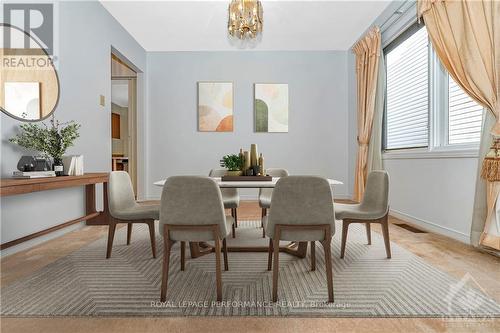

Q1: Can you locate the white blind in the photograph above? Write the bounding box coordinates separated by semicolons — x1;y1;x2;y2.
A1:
385;26;429;150
448;77;483;145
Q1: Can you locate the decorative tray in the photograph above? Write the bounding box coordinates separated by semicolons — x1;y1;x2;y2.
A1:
221;176;272;182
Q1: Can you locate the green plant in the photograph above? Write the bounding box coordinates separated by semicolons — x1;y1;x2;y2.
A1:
220;154;243;171
9;115;81;164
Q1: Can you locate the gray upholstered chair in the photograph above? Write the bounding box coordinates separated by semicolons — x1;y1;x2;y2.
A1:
264;176;336;303
209;169;239;236
259;168;289;237
107;171;159;259
159;176;232;302
335;170;391;259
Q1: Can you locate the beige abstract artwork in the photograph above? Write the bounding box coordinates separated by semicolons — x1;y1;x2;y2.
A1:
198;82;233;132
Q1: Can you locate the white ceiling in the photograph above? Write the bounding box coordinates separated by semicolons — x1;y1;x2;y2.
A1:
101;1;391;51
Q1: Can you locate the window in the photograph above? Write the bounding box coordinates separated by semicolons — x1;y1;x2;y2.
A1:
447;77;483;145
385;25;429;150
383;23;483;153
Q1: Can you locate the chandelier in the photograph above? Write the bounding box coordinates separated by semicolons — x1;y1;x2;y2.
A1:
228;0;263;39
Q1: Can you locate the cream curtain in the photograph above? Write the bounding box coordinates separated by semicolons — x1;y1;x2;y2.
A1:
418;0;500;251
472;111;500;251
353;27;382;202
367;48;386;173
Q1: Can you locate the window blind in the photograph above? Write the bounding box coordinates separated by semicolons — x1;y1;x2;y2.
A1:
385;26;429;150
448;77;483;145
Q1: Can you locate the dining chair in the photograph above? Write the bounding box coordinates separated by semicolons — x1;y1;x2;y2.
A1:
107;171;159;259
209;169;239;237
264;176;336;303
335;170;391;259
159;176;232;302
259;168;289;237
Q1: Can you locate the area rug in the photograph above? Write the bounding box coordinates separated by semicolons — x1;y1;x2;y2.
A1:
1;221;499;318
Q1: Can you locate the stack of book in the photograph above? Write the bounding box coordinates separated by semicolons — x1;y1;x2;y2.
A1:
63;155;84;176
13;171;56;178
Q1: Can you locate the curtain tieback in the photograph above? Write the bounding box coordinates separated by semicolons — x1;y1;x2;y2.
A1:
357;136;369;147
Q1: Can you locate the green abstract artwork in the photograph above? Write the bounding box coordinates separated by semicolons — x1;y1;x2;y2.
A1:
255;99;268;132
254;84;288;133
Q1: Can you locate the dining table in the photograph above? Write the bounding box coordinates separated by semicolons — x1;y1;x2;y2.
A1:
154;177;343;188
154;177;343;259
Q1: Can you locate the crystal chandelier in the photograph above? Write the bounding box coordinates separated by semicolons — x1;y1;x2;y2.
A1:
228;0;263;39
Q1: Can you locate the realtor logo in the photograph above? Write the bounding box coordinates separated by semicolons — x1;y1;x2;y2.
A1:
445;272;486;317
3;3;54;55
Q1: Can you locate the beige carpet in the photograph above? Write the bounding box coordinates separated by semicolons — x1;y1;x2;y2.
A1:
1;221;499;317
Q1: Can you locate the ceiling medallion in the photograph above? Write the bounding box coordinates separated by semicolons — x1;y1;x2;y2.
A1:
228;0;263;40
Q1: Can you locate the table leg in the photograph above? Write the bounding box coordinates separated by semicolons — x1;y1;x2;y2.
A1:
282;241;308;258
189;242;214;258
188;241;308;259
86;183;96;215
85;182;110;226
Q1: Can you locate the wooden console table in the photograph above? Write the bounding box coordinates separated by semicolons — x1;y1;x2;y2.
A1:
0;173;110;250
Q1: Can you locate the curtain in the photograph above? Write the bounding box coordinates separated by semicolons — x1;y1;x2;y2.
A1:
418;0;500;251
367;48;386;173
353;26;382;202
471;111;500;251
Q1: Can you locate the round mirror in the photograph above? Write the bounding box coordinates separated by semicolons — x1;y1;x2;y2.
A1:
0;23;60;122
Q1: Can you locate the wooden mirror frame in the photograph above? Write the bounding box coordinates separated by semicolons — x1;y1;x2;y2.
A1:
0;23;60;122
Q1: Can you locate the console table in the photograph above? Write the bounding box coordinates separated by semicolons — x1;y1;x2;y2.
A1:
0;173;110;250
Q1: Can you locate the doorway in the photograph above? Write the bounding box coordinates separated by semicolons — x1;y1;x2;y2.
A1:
111;53;138;194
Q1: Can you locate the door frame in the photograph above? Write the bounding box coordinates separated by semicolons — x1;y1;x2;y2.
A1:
111;50;140;196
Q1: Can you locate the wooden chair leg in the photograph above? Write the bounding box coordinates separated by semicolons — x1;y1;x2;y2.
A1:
214;238;223;302
231;209;236;238
222;238;228;271
381;216;392;259
234;208;238;228
127;223;132;245
310;241;316;271
261;208;267;238
272;238;280;302
180;241;185;271
340;221;349;259
365;223;372;245
267;238;273;271
147;221;156;258
160;229;172;302
272;234;280;302
106;221;117;259
322;237;334;303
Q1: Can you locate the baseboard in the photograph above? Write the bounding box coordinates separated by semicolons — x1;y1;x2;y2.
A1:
333;194;353;200
238;194;258;200
1;222;86;257
143;195;160;201
389;209;470;244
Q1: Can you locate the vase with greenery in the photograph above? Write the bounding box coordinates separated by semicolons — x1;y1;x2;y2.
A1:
220;154;243;176
9;115;81;176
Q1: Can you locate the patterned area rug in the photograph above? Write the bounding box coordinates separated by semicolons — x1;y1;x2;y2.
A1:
1;221;499;318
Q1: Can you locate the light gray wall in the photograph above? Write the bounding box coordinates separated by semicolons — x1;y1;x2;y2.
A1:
146;51;350;200
1;1;147;255
384;157;478;243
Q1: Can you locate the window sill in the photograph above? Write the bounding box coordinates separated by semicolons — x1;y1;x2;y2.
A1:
383;147;479;160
